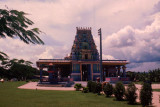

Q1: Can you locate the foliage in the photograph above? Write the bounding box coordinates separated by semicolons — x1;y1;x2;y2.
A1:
140;82;152;106
96;82;102;95
0;8;44;44
126;68;160;83
103;83;113;97
74;83;82;91
0;51;9;68
87;80;93;92
90;81;102;95
0;8;44;80
125;82;137;104
0;58;39;80
91;81;97;93
114;82;125;101
82;87;89;93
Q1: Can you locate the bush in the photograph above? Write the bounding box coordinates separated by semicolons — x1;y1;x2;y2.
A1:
87;80;93;92
125;82;137;104
96;82;102;95
114;82;125;101
91;81;97;93
140;82;152;106
103;83;113;97
26;80;29;82
31;79;39;82
82;87;89;93
74;83;82;91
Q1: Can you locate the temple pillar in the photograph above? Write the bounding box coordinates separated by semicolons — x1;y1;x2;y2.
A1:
40;66;43;83
80;63;82;81
91;64;93;80
49;73;53;83
122;66;126;77
117;66;121;76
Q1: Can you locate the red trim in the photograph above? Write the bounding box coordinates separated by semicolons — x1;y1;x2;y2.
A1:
48;71;54;73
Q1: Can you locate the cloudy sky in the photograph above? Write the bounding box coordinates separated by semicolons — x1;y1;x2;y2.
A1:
0;0;160;71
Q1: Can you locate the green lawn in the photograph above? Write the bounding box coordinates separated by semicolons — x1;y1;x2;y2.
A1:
0;82;141;107
153;89;160;92
133;81;160;85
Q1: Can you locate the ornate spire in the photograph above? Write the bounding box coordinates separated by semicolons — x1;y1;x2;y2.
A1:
70;27;99;60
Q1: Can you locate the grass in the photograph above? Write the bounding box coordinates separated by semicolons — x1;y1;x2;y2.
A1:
133;81;160;85
153;89;160;92
0;81;141;107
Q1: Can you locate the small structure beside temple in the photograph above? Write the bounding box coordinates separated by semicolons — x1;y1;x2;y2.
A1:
36;27;129;84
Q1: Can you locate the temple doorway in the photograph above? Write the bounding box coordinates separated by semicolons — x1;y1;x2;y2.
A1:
82;64;91;81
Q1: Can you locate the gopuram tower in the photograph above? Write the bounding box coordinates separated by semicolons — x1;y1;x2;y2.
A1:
70;27;99;61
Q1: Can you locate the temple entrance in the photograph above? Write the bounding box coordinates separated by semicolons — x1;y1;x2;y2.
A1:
82;64;91;81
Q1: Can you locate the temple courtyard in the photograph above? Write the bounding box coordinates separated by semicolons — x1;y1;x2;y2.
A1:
0;81;159;107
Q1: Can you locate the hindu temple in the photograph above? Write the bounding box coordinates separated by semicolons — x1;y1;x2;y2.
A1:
36;27;129;83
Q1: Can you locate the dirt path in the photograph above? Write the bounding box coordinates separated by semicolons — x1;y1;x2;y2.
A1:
18;82;75;91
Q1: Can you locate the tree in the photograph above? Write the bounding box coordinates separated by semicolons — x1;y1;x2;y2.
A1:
96;82;102;95
0;51;9;68
140;82;152;106
114;82;125;101
87;80;93;92
103;83;113;97
125;82;137;104
0;8;44;44
0;8;44;79
0;8;44;68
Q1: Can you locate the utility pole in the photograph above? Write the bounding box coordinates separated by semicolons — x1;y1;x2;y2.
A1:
98;28;103;82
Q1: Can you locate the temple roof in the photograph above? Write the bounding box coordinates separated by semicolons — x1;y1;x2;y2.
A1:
36;59;129;67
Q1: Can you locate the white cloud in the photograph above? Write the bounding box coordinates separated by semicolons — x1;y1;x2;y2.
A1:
0;0;160;71
102;54;115;60
103;11;160;68
128;61;160;72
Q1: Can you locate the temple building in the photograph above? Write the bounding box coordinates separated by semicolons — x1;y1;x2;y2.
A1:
36;27;129;82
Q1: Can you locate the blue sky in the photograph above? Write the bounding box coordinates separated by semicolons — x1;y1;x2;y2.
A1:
0;0;160;71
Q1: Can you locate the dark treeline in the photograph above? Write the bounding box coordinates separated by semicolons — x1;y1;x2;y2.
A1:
126;68;160;82
0;8;44;81
0;57;40;81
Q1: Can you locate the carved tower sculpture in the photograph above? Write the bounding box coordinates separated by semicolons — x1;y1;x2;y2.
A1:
70;27;99;61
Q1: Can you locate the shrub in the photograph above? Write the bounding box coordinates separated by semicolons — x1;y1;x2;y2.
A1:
125;82;137;104
140;82;152;106
114;82;125;101
31;79;39;82
26;80;29;82
103;83;113;97
91;81;97;93
74;83;82;91
82;87;89;93
87;80;93;92
96;82;102;95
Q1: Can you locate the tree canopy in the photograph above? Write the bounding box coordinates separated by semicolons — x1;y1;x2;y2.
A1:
0;8;44;44
0;8;44;80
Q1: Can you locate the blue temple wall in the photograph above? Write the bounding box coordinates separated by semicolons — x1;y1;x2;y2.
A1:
71;64;81;81
71;75;81;81
93;64;100;73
